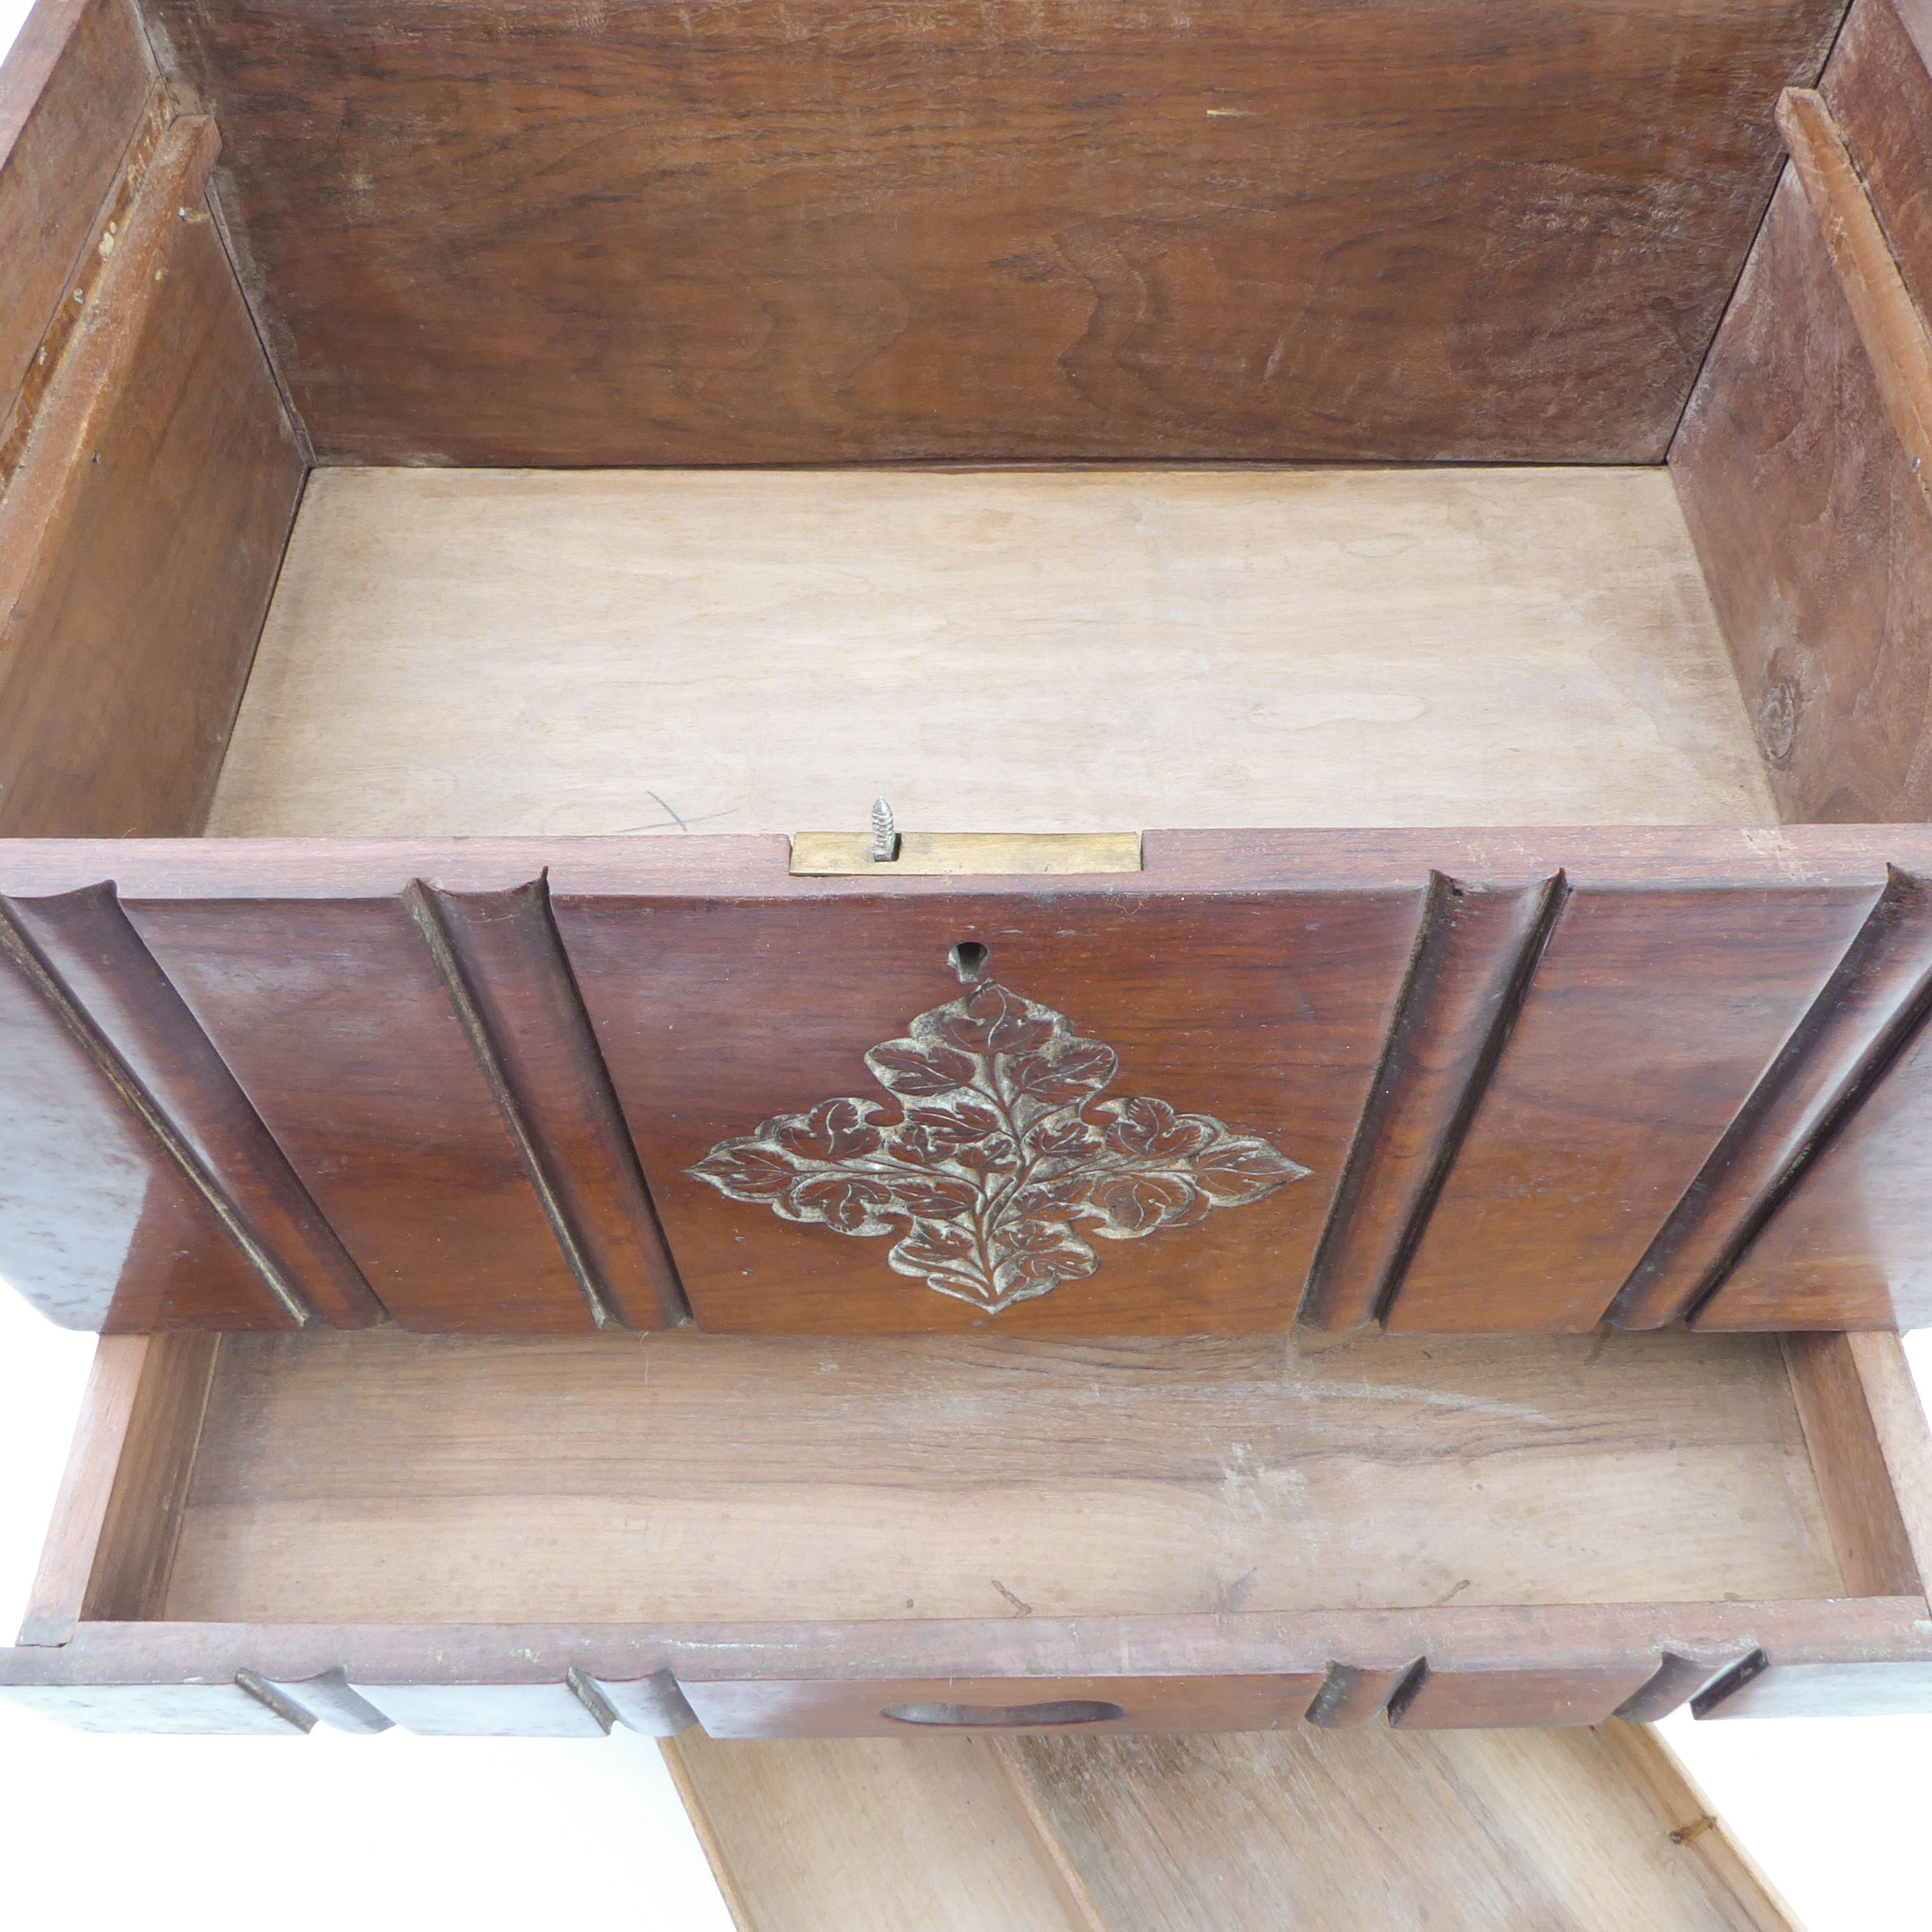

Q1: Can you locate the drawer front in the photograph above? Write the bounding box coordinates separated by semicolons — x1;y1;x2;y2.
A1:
3;833;1932;1335
678;1674;1327;1740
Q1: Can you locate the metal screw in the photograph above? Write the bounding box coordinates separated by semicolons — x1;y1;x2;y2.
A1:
870;797;900;863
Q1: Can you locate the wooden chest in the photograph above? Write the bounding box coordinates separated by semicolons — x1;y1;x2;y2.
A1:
4;0;1932;1740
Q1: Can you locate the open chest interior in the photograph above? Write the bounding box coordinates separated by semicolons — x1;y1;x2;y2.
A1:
5;0;1932;1737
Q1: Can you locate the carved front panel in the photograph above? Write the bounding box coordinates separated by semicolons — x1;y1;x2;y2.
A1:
560;883;1426;1334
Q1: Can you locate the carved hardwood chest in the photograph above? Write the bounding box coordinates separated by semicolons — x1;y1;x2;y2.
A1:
3;0;1932;1760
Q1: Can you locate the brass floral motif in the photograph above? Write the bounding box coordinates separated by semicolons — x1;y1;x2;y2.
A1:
688;981;1308;1313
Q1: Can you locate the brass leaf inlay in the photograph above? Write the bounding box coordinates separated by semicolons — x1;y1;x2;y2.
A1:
689;981;1308;1313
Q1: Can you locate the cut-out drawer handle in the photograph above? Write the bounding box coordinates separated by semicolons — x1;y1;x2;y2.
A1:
881;1699;1125;1728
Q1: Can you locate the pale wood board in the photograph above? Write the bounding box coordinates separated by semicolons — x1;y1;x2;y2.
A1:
1845;1330;1932;1596
1594;1718;1801;1932
208;468;1778;839
662;1721;1796;1932
999;1723;1799;1931
160;1327;1841;1625
666;1731;1077;1932
19;1331;218;1643
1780;1333;1925;1598
17;1333;149;1643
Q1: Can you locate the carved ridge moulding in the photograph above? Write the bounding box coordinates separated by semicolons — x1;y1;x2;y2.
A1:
690;981;1307;1314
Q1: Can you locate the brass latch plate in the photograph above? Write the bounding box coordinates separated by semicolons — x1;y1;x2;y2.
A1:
788;832;1144;877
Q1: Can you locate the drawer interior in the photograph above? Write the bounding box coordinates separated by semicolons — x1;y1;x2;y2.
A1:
150;1327;1847;1625
205;466;1775;840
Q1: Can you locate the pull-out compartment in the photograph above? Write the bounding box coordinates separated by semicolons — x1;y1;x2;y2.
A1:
6;1322;1931;1733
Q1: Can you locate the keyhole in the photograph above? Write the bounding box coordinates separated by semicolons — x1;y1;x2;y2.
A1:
949;941;989;983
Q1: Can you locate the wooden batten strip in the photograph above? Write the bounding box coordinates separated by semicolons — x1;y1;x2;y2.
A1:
0;79;171;491
1779;1333;1926;1599
1778;87;1932;520
1843;1331;1932;1598
1614;867;1932;1328
18;1332;218;1645
0;0;156;436
1299;869;1566;1331
658;1736;759;1932
990;1740;1116;1932
0;892;316;1325
0;109;220;637
1592;1720;1802;1932
405;876;688;1330
10;1598;1904;1727
3;882;382;1328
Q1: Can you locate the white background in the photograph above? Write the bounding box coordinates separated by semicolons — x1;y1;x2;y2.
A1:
1;0;1929;1919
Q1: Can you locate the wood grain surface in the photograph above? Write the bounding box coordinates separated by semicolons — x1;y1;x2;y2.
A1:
207;467;1776;839
15;1333;216;1643
1700;983;1932;1326
1388;879;1878;1330
1777;88;1932;517
11;1591;1929;1727
560;885;1419;1335
1614;870;1932;1328
0;109;306;839
6;883;380;1327
1301;871;1564;1330
1671;170;1932;821
1000;1723;1798;1931
157;1328;1842;1627
0;0;151;429
1780;1332;1925;1596
1821;0;1932;312
668;1732;1080;1932
0;898;300;1331
122;895;608;1332
1386;1660;1660;1730
404;879;686;1329
140;0;1843;466
680;1674;1324;1742
0;830;1924;1330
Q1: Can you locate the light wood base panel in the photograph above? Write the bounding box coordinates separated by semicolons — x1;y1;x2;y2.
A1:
156;1326;1840;1626
665;1721;1798;1932
207;467;1777;840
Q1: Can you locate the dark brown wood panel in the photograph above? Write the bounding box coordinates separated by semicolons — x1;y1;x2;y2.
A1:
1386;1661;1660;1730
406;879;685;1330
0;832;1923;1332
0;0;152;426
0;110;305;839
1776;88;1932;515
1821;0;1932;311
1300;871;1563;1332
679;1675;1323;1741
122;896;602;1331
1389;881;1878;1332
143;0;1843;466
556;888;1423;1334
5;883;380;1327
1612;869;1932;1328
0;908;296;1332
5;1596;1927;1731
1696;1011;1932;1328
1671;170;1932;822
